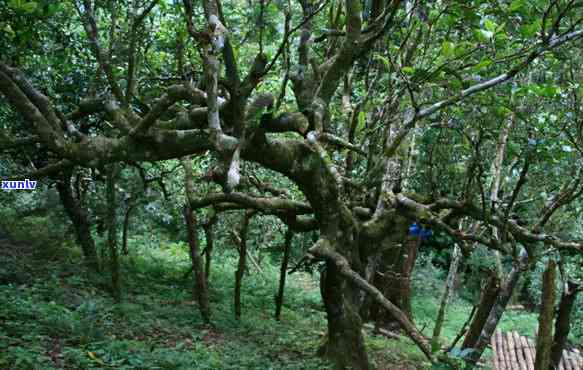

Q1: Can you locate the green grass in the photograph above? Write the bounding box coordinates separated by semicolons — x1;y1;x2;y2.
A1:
0;238;427;370
0;234;546;370
0;238;334;369
414;296;539;347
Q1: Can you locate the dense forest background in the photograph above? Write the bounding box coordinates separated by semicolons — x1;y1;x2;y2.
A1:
0;0;582;369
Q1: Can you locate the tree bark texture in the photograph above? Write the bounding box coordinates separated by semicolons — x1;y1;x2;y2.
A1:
466;250;527;365
203;213;217;284
122;199;135;256
462;272;501;350
234;211;252;320
181;158;211;323
56;170;99;271
275;228;293;320
431;243;462;351
550;280;580;369
534;260;556;370
106;164;121;302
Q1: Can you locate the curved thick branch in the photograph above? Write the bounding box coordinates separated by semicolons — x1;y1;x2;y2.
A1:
8;159;74;181
130;85;207;135
190;192;313;215
394;193;583;253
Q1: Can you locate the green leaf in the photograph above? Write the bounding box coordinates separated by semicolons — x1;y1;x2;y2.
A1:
441;41;455;58
357;111;366;131
450;78;462;90
541;85;560;97
484;19;497;32
530;84;560;98
472;57;492;72
1;23;15;37
509;0;525;12
519;22;538;38
8;0;22;9
375;55;391;70
474;29;493;42
8;0;37;12
402;66;415;75
46;3;60;16
21;1;37;13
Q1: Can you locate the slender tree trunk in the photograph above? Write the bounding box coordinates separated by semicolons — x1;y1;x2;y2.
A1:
447;305;476;352
462;272;500;349
203;213;217;284
234;211;252;320
106;164;121;302
489;115;515;278
550;280;580;368
534;260;556;370
466;250;528;365
183;204;210;323
431;243;462;351
275;229;293;320
181;158;211;323
401;234;420;320
56;170;99;271
122;200;135;256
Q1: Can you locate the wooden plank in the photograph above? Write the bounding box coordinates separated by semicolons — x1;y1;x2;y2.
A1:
491;329;500;370
559;353;566;370
571;350;580;370
507;331;519;369
505;331;515;370
562;350;571;370
490;331;583;370
558;351;566;370
500;330;511;370
520;335;535;370
512;331;528;370
569;357;575;370
563;351;578;370
494;330;503;370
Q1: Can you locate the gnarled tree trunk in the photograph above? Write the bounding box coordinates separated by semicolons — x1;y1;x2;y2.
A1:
362;215;411;329
319;259;369;370
56;170;99;271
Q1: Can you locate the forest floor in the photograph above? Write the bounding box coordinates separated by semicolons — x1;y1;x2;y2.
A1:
0;229;540;370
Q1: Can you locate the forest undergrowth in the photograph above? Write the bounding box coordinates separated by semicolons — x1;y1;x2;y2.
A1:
0;226;541;370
